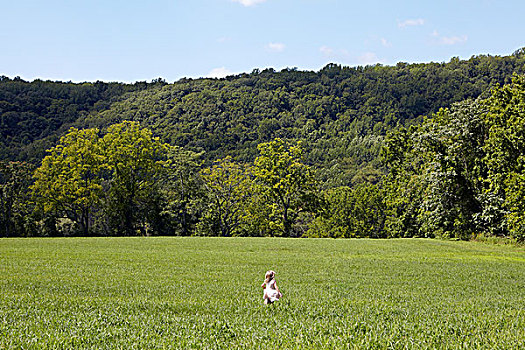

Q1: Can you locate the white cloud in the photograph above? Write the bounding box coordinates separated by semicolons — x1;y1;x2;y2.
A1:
266;42;286;52
398;18;425;28
217;37;230;43
320;46;350;60
320;46;335;56
381;38;392;47
357;52;382;65
431;31;468;45
207;67;233;78
232;0;267;6
320;47;383;66
440;35;468;45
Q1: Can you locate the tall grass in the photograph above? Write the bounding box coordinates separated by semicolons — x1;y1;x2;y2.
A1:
1;237;524;349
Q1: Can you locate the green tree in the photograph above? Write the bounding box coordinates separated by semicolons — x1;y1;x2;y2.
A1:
252;139;318;237
199;156;253;236
159;146;204;236
308;183;387;238
0;161;34;237
382;101;488;239
102;121;169;236
416;102;487;239
31;128;105;236
484;76;525;241
381;125;426;237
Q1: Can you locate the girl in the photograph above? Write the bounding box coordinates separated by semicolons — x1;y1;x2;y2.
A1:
261;270;282;304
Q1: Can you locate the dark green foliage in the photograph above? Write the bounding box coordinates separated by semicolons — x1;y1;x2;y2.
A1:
0;161;34;237
159;146;206;236
484;76;525;241
381;125;427;238
417;103;487;239
0;76;160;162
308;183;387;238
383;76;525;241
383;102;488;240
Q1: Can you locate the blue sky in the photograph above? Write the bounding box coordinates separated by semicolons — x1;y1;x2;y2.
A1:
1;0;524;82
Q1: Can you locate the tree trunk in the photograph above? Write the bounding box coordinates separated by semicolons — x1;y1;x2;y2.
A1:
81;207;89;236
125;202;134;236
283;205;291;237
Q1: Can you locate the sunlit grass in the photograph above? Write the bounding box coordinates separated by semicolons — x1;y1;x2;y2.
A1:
1;238;524;349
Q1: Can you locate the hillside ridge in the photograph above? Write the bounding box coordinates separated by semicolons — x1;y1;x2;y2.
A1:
1;50;525;186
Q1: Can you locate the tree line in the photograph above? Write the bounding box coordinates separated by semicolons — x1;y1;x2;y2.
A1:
1;123;318;237
2;75;525;241
76;51;525;188
2;51;525;239
3;50;525;190
380;75;525;242
0;76;166;161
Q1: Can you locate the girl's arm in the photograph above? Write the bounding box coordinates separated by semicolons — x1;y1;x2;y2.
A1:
261;282;266;288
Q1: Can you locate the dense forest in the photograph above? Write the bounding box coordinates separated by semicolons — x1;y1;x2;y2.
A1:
3;50;525;186
2;49;525;240
0;76;170;161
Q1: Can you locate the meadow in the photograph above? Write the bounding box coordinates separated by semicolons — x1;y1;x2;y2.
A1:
1;237;524;349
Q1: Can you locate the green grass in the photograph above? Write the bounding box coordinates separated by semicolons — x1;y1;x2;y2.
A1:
1;238;524;349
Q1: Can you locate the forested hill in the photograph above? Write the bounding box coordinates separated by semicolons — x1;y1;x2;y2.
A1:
2;50;525;186
0;77;166;160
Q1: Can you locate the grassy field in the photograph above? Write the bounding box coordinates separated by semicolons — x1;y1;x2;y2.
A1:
1;238;524;349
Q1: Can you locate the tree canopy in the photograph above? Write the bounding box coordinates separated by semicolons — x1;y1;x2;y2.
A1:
3;51;525;239
2;51;525;187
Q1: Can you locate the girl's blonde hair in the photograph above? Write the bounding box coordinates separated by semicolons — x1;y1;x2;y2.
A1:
264;270;275;284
